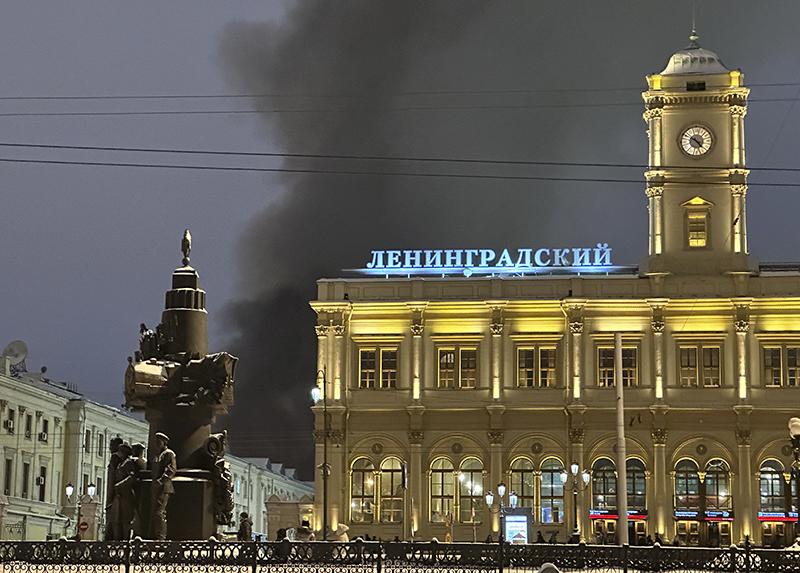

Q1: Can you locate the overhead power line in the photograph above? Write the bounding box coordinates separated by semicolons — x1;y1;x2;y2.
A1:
0;82;796;101
2;141;800;174
1;155;798;187
0;98;797;118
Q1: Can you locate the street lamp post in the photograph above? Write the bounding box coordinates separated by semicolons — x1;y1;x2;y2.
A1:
484;482;516;543
788;418;800;541
560;462;591;543
65;482;96;538
311;369;329;541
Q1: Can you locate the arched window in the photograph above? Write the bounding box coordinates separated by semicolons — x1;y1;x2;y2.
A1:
510;458;535;509
705;459;731;511
592;458;616;510
459;458;484;523
430;458;454;522
351;458;375;523
627;459;646;511
760;460;786;513
675;459;700;511
380;458;403;523
540;458;564;523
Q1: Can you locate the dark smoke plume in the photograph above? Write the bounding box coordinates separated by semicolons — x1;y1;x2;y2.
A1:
216;1;665;479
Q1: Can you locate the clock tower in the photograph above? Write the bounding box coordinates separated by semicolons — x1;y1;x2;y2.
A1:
643;33;750;276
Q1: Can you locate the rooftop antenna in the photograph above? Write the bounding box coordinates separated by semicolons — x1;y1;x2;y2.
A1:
2;340;29;377
687;1;700;47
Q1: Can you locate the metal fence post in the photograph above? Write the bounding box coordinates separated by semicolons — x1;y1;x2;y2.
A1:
376;541;382;573
622;543;628;573
745;535;751;573
498;538;504;573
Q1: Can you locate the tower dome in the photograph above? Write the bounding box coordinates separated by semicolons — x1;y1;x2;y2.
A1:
660;32;729;75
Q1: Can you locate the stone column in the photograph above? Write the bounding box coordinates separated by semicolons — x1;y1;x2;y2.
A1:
733;301;752;401
407;404;425;540
332;325;345;401
647;300;668;400
568;427;586;540
315;325;328;381
488;429;504;535
734;404;754;543
731;184;748;255
646;186;665;256
562;300;585;403
651;428;668;538
488;302;506;401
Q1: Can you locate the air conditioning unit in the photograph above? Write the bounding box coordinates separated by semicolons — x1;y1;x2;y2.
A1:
35;477;45;486
3;419;13;433
38;432;48;442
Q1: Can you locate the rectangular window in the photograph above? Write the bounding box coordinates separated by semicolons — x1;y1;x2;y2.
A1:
517;347;557;387
687;212;708;248
438;348;478;388
680;346;720;387
40;419;49;442
97;433;105;457
5;409;14;434
597;348;638;387
38;466;47;502
764;346;800;387
24;414;32;439
3;459;12;496
22;462;30;499
84;430;92;453
359;348;397;389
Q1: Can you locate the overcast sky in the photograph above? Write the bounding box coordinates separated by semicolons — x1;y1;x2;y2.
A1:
1;2;799;478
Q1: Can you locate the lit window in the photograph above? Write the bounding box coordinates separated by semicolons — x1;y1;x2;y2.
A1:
626;459;646;511
764;346;800;387
379;458;404;523
517;348;557;387
705;459;731;511
687;212;708;247
438;348;478;388
680;346;720;387
510;458;535;510
591;458;616;511
759;461;787;513
458;458;483;523
359;348;397;389
597;348;638;387
540;458;564;523
350;458;375;523
430;458;454;522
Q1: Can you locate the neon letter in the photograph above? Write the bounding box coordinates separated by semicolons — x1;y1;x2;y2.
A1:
367;250;385;269
534;249;551;266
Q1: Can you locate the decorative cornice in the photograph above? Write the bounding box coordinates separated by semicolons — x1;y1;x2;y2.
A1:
651;428;668;445
313;429;344;445
487;429;505;444
314;325;329;337
651;321;665;334
568;427;585;445
729;105;747;117
736;429;752;446
569;321;584;335
408;430;424;445
643;108;663;121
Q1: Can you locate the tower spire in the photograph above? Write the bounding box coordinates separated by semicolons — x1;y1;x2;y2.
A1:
689;1;699;46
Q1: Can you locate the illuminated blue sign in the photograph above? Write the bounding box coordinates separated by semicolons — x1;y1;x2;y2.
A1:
353;245;622;277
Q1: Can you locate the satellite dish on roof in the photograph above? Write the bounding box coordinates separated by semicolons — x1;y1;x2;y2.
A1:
2;340;28;366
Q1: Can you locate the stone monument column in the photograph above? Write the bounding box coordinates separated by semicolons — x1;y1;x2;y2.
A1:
124;231;236;540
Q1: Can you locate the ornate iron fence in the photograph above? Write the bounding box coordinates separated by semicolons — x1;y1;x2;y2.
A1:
1;539;799;573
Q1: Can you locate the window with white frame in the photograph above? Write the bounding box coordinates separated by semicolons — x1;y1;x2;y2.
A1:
379;458;403;523
350;458;375;522
458;458;483;523
517;347;556;387
509;458;535;509
438;348;477;388
430;458;454;522
764;346;800;387
359;348;397;389
540;458;565;523
680;346;720;387
597;347;638;387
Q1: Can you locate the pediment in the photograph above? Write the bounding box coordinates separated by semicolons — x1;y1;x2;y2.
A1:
681;196;714;208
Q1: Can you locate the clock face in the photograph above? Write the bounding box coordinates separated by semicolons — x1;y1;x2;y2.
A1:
680;125;713;156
